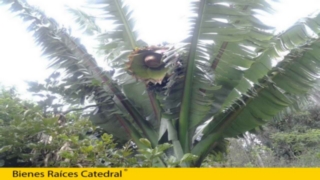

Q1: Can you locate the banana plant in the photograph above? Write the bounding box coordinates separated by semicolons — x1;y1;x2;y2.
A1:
3;0;320;167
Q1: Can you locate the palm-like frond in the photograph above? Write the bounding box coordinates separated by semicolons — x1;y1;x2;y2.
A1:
0;0;161;148
79;0;191;157
74;0;171;140
66;7;101;35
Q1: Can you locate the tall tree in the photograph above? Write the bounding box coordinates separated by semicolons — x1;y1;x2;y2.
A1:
3;0;320;167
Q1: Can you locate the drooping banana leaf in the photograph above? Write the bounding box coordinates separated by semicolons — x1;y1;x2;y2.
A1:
191;14;320;165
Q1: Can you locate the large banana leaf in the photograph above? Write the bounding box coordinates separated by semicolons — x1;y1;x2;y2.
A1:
177;0;278;152
191;14;320;165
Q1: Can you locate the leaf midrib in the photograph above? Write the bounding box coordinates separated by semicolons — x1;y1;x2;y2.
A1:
178;0;206;153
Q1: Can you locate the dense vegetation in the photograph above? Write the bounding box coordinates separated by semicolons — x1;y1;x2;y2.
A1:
0;87;198;167
203;101;320;167
2;86;320;167
2;0;320;167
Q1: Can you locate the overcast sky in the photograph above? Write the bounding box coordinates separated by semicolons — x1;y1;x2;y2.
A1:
1;0;320;99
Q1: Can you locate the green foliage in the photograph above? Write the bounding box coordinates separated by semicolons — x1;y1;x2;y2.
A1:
272;129;320;146
136;138;198;167
0;87;197;167
209;104;320;167
256;104;320;164
0;87;119;167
